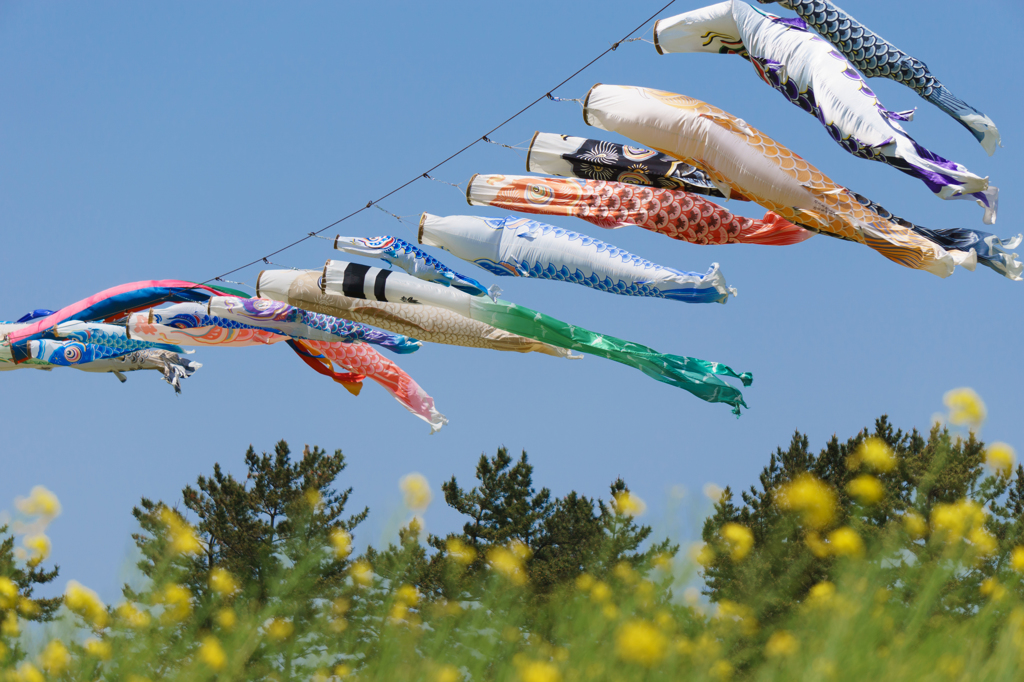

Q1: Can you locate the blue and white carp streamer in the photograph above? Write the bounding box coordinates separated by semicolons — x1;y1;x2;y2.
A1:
419;213;736;304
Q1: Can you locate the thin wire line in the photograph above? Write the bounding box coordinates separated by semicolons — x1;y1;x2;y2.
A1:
189;1;677;290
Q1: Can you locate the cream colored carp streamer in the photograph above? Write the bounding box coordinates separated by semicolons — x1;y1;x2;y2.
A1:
582;83;974;277
654;1;997;222
319;259;753;415
256;269;576;359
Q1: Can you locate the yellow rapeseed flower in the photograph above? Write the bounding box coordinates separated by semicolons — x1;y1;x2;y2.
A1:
613;491;646;517
267;617;294;641
720;523;754;561
703;483;724;502
847;475;884;506
199;635;227;671
980;577;1007;601
15;663;44;682
396;584;420;606
709;659;734;680
765;630;799;657
944;388;986;428
209;567;239;596
435;664;461;682
65;581;108;629
575;573;595;591
517;660;561;682
330;528;352;560
116;602;151;628
488;546;527;586
16;486;61;518
399;473;432;510
17;597;39;617
158;584;193;623
828;527;864;558
969;527;998;556
776;474;836;530
590;581;611;603
903;512;928;539
0;577;17;609
615;619;668;667
690;543;716;567
848;438;895;473
334;664;352;678
38;640;70;674
350;560;373;587
22;534;51;563
931;499;985;541
83;637;112;660
304;488;323;510
1;612;19;637
159;508;202;556
613;562;638;585
446;537;476;565
986;443;1016;479
807;581;835;606
216;607;237;630
1011;546;1024;572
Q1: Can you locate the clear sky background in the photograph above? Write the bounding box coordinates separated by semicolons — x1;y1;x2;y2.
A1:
1;0;1021;601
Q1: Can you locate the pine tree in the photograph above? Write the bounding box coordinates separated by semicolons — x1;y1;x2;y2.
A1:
0;525;61;665
124;440;367;679
700;416;1004;626
368;447;677;603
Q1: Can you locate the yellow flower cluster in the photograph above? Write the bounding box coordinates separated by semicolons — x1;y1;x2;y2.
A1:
615;618;668;667
390;584;421;623
159;507;202;556
986;443;1016;478
944;388;986;429
0;577;17;609
720;523;753;562
16;486;61;518
400;473;432;510
349;560;374;587
488;542;530;586
158;584;193;623
209;567;239;596
806;527;864;558
848;438;895;473
613;491;646;517
65;580;108;629
116;602;151;629
38;640;70;674
515;658;561;682
84;637;112;660
267;617;295;641
199;635;227;671
330;528;353;559
776;474;836;529
847;475;884;506
446;538;476;565
765;630;799;657
931;500;986;541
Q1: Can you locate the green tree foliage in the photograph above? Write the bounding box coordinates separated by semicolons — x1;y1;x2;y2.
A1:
0;525;61;665
367;447;678;603
700;416;1014;629
122;441;367;679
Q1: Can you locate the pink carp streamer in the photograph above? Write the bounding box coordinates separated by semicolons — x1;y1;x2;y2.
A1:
467;174;811;246
129;313;445;432
301;339;447;433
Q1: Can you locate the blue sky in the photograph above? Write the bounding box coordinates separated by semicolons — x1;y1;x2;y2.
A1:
1;0;1021;601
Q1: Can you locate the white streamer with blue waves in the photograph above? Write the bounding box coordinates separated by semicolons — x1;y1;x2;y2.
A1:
419;214;735;304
